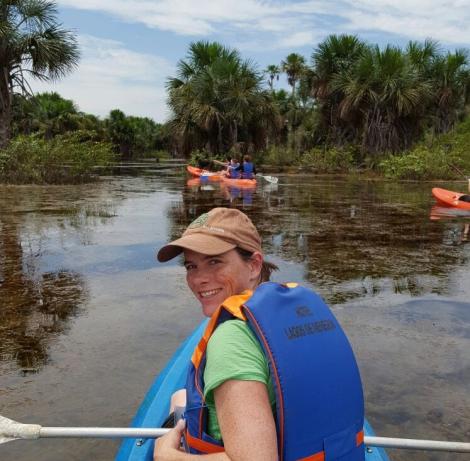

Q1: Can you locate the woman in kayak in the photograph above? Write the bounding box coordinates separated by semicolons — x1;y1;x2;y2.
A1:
240;155;256;179
154;208;365;461
155;207;278;460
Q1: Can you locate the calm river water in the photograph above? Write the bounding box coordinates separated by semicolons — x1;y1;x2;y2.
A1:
1;164;469;461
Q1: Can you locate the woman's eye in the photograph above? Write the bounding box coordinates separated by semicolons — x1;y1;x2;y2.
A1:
185;264;196;271
208;259;221;265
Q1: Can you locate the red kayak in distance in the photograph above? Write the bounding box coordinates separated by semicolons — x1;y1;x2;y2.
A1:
432;187;470;210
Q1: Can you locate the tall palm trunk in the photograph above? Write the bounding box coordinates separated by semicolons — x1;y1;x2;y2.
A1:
232;120;238;147
0;67;12;148
291;79;296;98
216;114;223;153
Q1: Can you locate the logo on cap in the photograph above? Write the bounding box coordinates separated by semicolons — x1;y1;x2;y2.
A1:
188;212;209;229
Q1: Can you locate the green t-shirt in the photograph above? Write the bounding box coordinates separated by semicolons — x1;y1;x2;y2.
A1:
203;319;276;441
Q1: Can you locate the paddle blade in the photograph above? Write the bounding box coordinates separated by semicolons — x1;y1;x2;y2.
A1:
0;415;40;444
256;174;278;184
264;175;278;184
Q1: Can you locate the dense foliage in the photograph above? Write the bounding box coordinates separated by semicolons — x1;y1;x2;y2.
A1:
166;41;281;156
168;37;470;177
0;0;79;147
380;118;470;179
309;37;470;157
11;93;170;159
0;131;115;184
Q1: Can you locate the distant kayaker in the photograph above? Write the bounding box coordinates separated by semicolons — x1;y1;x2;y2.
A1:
213;157;241;179
155;208;365;461
226;158;241;179
240;155;256;179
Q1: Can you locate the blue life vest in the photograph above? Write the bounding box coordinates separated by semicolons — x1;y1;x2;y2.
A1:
242;162;254;179
183;282;365;461
228;163;240;179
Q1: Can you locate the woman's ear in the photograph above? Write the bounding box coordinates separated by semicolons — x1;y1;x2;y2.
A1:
249;252;263;281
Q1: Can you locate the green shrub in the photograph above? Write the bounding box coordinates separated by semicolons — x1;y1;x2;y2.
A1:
188;149;210;166
0;131;115;184
260;146;300;166
300;147;355;173
379;145;467;180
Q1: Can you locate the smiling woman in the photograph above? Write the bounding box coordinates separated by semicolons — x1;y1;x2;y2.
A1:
158;208;276;317
155;207;366;461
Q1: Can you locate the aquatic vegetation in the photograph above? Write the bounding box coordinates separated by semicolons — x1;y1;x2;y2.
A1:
0;132;115;184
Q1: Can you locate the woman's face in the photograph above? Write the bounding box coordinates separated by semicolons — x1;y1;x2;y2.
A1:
183;248;262;317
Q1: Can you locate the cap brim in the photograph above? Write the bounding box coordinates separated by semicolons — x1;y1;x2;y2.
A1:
157;233;236;262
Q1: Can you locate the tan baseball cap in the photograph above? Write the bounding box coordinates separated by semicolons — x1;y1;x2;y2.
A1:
157;207;262;262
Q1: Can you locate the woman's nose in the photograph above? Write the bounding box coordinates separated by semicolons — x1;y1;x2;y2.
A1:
190;268;210;285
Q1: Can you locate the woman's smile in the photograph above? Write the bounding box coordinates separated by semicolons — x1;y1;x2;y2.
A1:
199;288;223;298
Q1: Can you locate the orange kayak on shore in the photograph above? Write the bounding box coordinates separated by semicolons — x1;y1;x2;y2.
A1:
186;165;223;181
432;187;470;210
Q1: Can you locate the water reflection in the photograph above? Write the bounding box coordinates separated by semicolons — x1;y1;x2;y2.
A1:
0;186;123;375
176;177;470;304
429;205;470;245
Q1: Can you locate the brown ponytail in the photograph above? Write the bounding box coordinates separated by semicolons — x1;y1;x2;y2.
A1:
235;248;279;283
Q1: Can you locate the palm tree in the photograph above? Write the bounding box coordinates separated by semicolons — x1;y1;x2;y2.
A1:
429;50;470;133
333;45;433;153
167;41;279;156
0;0;79;147
406;39;439;74
281;53;306;97
264;64;280;91
106;109;135;158
311;35;367;144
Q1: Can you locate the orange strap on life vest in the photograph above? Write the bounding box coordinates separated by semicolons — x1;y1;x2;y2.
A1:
297;430;364;461
190;291;252;367
186;429;364;459
185;430;225;454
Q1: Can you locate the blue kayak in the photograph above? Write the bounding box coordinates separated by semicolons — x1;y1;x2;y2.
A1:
116;321;389;461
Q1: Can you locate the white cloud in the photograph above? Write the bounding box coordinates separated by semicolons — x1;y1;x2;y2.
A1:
341;1;470;44
278;31;318;49
30;35;174;122
57;0;470;47
35;1;470;119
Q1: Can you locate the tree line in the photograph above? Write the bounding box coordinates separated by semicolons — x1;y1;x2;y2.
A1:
169;37;470;163
12;92;170;157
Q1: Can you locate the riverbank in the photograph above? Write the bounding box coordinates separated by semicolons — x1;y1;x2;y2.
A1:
2;116;470;185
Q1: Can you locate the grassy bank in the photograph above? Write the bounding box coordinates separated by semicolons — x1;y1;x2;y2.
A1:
0;132;115;184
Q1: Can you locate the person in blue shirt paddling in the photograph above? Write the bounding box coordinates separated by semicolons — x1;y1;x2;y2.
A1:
240;155;256;179
213;157;241;179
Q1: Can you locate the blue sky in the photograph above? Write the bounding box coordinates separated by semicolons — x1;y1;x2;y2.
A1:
31;0;470;123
